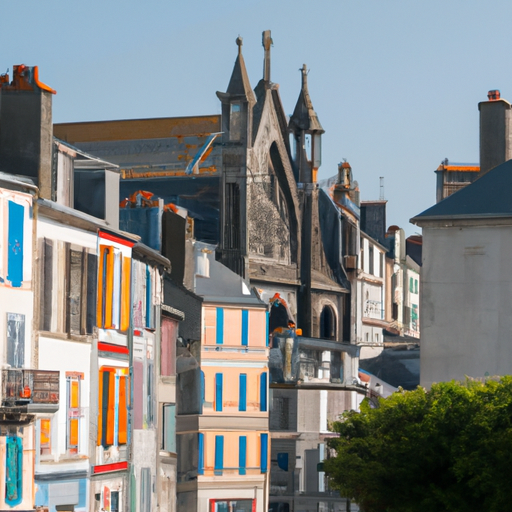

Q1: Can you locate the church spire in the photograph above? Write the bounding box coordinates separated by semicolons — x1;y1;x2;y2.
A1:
289;64;324;134
289;65;324;183
219;36;256;105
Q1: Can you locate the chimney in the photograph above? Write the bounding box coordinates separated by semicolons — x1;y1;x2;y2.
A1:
0;65;56;198
333;161;352;205
478;89;512;177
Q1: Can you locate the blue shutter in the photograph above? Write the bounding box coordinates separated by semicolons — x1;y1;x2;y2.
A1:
260;372;267;412
198;433;204;475
216;308;224;345
265;310;269;347
239;436;247;475
7;201;24;288
215;373;223;412
239;374;247;411
215;435;224;475
241;310;249;346
5;435;23;506
260;433;268;473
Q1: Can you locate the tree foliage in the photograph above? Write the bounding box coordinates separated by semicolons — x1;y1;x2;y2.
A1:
324;378;512;512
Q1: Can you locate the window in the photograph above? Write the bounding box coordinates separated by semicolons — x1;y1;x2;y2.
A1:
409;277;414;293
7;313;25;368
320;306;336;340
241;310;249;346
215;435;224;475
161;316;177;377
131;260;156;330
239;374;247;412
215;373;223;412
260;433;268;473
369;245;374;275
239;436;247;475
98;367;129;448
210;500;254;512
380;253;384;278
229;103;242;141
216;308;224;345
162;404;176;453
40;418;52;456
67;373;82;455
270;396;290;430
415;279;418;294
40;240;97;335
375;333;379;343
260;373;268;412
97;241;131;332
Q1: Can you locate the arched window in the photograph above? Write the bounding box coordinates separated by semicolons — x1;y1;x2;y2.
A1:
320;305;336;340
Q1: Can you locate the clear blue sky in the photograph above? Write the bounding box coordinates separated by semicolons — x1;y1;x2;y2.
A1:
3;0;511;235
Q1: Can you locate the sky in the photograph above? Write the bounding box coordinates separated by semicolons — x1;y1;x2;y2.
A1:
3;0;512;235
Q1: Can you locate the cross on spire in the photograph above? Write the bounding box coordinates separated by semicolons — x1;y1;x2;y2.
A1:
262;30;272;82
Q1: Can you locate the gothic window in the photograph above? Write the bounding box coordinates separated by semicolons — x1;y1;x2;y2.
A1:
229;103;241;141
320;305;336;340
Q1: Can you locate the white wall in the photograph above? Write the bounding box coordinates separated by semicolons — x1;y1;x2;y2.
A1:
421;222;512;387
38;336;91;460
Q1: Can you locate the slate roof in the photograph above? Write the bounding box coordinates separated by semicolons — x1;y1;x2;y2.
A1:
194;242;266;307
412;159;512;223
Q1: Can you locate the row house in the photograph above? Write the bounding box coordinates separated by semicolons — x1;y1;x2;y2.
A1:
182;241;270;512
0;64;179;512
0;175;48;511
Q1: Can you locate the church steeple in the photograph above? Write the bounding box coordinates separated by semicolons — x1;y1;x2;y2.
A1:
217;36;255;145
289;65;324;183
223;37;256;103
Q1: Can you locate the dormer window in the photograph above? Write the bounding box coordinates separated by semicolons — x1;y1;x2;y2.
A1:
230;103;241;141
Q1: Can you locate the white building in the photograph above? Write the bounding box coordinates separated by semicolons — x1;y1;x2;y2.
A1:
411;158;512;387
357;232;388;359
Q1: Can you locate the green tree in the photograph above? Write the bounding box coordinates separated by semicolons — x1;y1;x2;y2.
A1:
324;378;512;512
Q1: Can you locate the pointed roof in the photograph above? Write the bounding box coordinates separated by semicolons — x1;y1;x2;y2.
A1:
288;64;324;134
217;36;256;106
411;159;512;223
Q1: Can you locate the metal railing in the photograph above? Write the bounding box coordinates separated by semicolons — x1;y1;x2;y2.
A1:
2;369;59;407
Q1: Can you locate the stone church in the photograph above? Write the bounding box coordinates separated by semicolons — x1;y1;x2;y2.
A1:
55;30;355;344
55;31;362;512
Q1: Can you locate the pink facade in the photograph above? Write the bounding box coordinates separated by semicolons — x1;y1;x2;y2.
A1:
198;304;270;512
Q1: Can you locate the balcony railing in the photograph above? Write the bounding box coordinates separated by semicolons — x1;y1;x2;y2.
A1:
2;369;59;413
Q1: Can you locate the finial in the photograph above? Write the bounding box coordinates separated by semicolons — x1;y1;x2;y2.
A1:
236;36;243;55
301;64;308;88
262;30;272;82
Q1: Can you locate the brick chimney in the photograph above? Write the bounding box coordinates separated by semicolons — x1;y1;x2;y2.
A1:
478;89;512;177
0;65;56;199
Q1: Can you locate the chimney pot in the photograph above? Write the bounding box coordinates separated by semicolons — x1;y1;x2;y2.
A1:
488;89;501;101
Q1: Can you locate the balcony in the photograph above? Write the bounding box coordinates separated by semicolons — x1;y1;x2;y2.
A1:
2;369;59;415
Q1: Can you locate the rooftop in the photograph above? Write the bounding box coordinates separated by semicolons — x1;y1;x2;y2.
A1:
412;159;512;222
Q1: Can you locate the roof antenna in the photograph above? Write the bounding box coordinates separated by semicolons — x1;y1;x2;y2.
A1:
379;176;385;200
